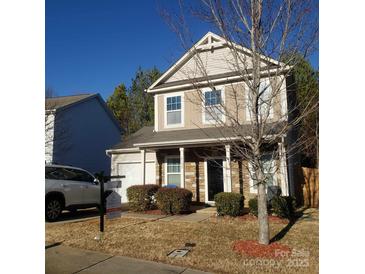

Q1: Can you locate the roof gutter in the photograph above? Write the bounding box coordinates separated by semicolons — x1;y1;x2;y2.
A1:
134;137;242;148
106;147;140;156
133;133;285;148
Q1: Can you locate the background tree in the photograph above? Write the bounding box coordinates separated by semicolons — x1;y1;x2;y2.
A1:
107;67;162;135
287;54;319;167
129;67;161;133
161;0;318;245
107;84;130;135
45;87;57;98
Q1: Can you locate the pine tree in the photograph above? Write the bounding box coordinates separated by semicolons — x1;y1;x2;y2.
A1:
107;84;130;135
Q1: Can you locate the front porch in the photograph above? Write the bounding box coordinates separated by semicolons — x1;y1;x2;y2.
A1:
138;144;289;207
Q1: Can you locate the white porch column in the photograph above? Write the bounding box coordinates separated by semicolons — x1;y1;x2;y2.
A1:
180;147;185;188
225;145;232;192
141;149;146;185
279;140;289;195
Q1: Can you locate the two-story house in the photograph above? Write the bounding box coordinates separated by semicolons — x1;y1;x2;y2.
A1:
46;93;122;175
107;32;298;204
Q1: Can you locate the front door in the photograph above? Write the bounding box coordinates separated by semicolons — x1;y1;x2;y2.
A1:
207;159;224;202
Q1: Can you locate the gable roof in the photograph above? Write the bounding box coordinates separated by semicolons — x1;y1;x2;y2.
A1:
45;93;122;132
110;126;154;150
45;94;95;110
147;32;285;93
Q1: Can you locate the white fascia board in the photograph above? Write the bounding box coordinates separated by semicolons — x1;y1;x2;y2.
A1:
134;137;240;148
147;32;214;92
133;133;283;148
147;32;289;93
148;68;286;94
106;147;140;156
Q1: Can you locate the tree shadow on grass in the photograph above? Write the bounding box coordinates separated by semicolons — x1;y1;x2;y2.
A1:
270;208;306;243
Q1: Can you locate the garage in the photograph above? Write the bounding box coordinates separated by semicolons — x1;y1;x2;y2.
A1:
109;150;156;203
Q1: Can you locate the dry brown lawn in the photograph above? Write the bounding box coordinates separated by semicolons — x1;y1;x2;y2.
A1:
46;212;318;274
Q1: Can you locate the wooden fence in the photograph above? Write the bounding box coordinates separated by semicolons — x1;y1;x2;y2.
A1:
301;167;319;208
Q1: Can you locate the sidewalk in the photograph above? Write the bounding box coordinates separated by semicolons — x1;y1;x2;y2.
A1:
46;243;212;274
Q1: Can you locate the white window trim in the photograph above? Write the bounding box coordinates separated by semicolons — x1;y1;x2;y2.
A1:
164;155;181;186
279;75;288;121
244;81;251;122
245;78;274;122
278;141;289;196
248;158;277;194
164;92;184;128
204;157;228;204
202;85;226;125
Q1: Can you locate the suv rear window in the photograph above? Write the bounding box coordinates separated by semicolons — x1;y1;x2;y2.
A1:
64;168;94;182
45;167;94;183
46;167;67;180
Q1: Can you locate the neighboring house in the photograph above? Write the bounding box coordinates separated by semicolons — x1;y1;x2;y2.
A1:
45;93;122;175
107;32;299;204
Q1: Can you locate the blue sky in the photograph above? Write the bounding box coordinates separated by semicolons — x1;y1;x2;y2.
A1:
46;0;318;100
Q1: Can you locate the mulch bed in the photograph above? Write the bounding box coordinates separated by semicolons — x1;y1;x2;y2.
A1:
211;214;289;224
233;240;291;258
136;209;166;215
131;209;196;215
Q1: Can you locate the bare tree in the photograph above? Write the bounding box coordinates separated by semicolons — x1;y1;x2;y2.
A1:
160;0;318;244
45;87;57;98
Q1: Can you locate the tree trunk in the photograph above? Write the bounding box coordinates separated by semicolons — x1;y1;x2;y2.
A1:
257;169;270;245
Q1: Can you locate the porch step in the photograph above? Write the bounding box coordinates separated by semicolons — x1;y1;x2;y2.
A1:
195;207;217;214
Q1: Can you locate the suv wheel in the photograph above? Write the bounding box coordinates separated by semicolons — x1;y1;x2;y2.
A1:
45;198;63;222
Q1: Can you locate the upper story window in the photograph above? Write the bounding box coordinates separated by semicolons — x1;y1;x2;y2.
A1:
258;79;274;119
166;95;182;126
245;79;274;121
203;88;224;124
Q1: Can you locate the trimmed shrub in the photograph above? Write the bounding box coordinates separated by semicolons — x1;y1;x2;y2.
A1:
214;192;244;216
271;196;296;219
155;188;193;214
126;184;160;212
248;197;258;216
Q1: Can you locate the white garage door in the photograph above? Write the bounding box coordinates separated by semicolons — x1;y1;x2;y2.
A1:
116;162;156;203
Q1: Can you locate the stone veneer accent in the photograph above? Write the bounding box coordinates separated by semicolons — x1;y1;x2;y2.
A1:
230;160;256;207
154;149;287;207
185;158;205;202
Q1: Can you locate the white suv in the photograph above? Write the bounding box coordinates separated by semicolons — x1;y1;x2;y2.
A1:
45;164;111;222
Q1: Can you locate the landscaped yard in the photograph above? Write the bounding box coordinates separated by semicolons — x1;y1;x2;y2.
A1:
45;209;319;274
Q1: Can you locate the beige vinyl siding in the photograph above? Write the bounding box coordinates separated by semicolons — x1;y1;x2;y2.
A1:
224;83;247;125
269;76;286;121
165;47;268;83
156;78;285;131
157;95;164;131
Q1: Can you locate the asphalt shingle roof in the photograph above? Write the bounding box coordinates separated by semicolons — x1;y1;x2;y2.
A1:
112;123;284;149
45;94;95;110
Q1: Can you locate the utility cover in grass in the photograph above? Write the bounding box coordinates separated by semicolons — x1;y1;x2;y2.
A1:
167;249;189;258
233;240;291;258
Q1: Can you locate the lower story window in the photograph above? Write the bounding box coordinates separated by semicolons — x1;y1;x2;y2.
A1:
249;155;276;193
166;157;181;187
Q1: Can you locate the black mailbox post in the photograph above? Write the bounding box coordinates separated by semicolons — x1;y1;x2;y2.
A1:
96;175;125;240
